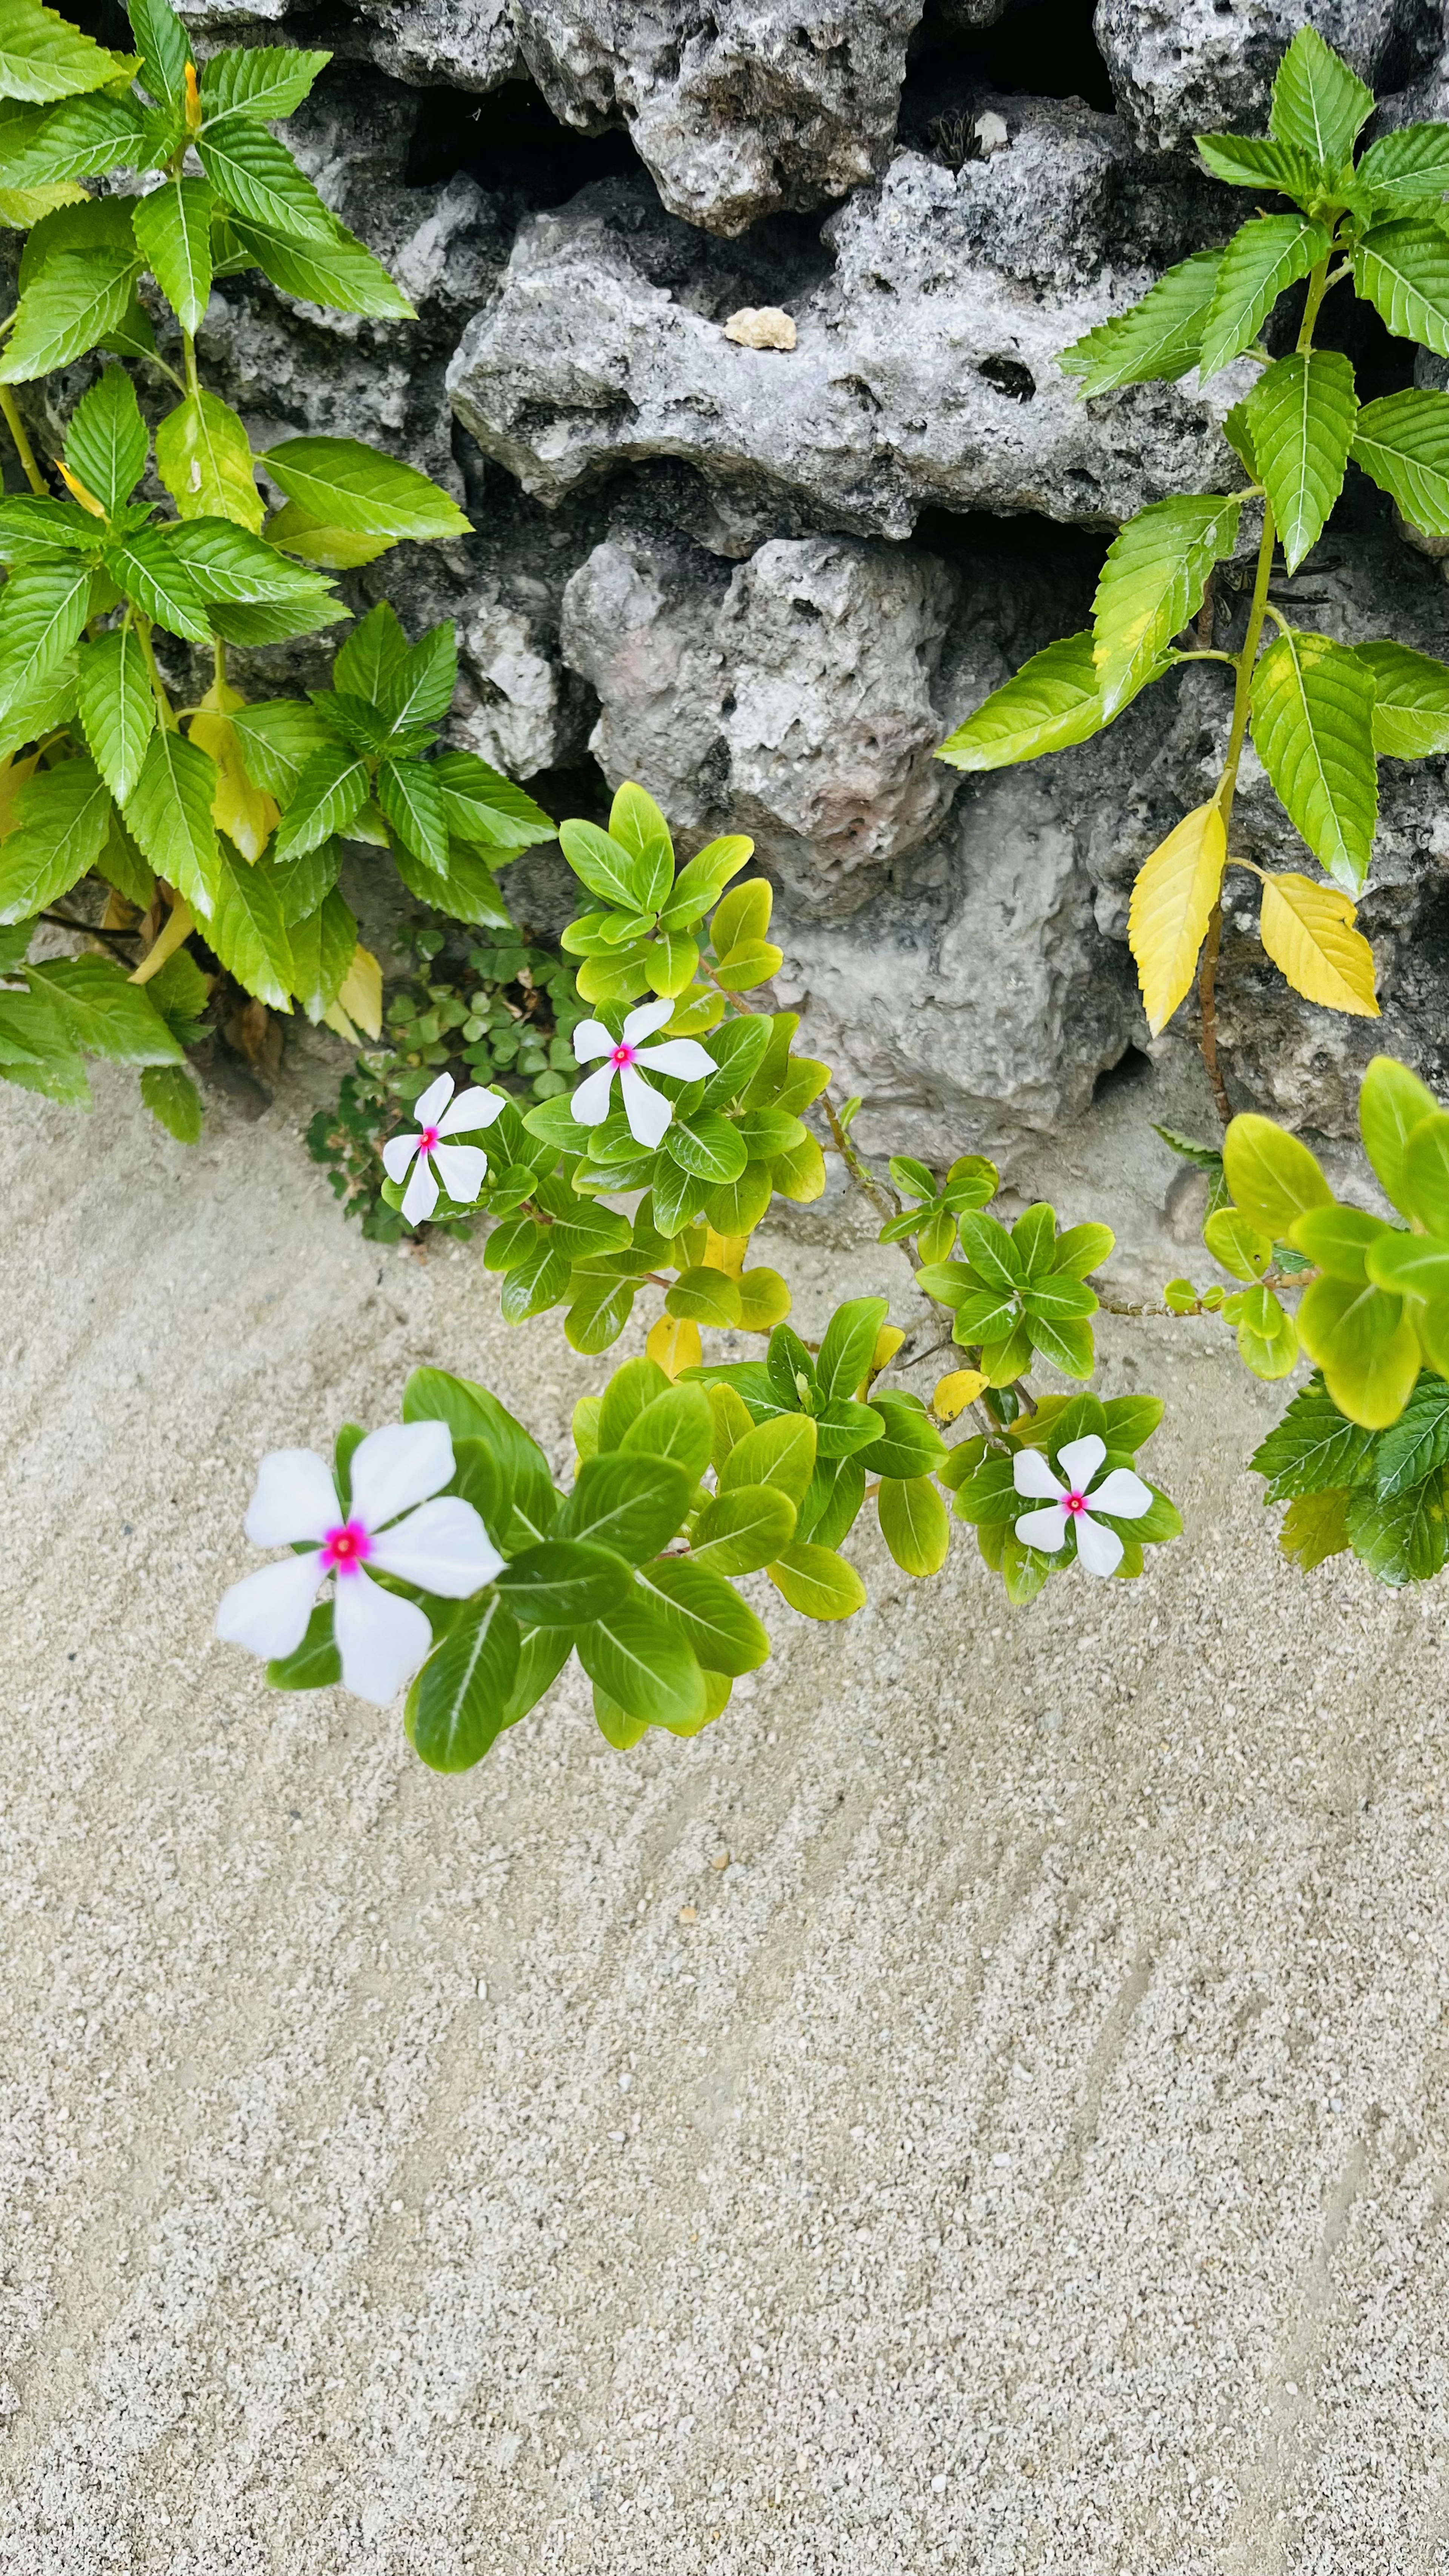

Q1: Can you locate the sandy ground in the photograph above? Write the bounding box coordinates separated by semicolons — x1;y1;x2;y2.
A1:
3;1059;1449;2576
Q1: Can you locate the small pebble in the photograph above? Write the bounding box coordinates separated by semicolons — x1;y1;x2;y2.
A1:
723;306;797;351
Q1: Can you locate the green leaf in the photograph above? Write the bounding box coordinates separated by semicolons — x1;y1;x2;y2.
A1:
766;1543;866;1622
406;1592;521;1772
0;89;144;185
1198;213;1329;380
1222;1112;1332;1235
658;832;752;929
390;837;513;929
18;191;132;285
260;435;468;541
108;529;214;644
689;1483;797;1575
272;742;369;861
636;1555;769;1676
377;755;448;873
1194;133;1320;199
0;0;133;101
878;1474;950;1577
1297;1275;1420;1429
332;600;406;705
1277;1486;1351;1569
666;1265;741;1328
717;1412;817;1508
1355;637;1449;757
1346;1472;1449;1586
64;364;145;517
225;700;333;802
1270;26;1372;169
0;246;137;380
0;558;92;718
1391;1108;1449;1235
431;749;554;852
25;952;180;1062
0;754;111;922
76;626;154;805
1249;628;1378;893
140;1061;203;1141
607;781;673;913
128;0;189;111
208;837;292;1007
596;1355;670;1452
575;1596;706;1729
666;1109;747;1185
1058;246;1222;397
1351;390;1449;540
197;112;337;241
133;173;214;336
1289;1203;1394;1283
556;1452;691;1563
1358;1053;1438;1206
1222;1282;1299;1378
1354;123;1449;213
124;726;219;918
1245;348;1356;572
938;631;1118;772
155;388;263;532
1204;1204;1273;1280
1354;219;1449;360
815;1295;890;1406
558;817;654;912
857;1390;948;1480
200;44;330;122
1374;1373;1449;1500
500;1622;573;1729
495;1536;631;1627
621;1383;714;1484
225;209;415;321
1092;494;1241;719
0;981;87;1100
288;884;355;1022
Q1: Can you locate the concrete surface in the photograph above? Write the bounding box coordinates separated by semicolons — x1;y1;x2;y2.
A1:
3;1063;1449;2574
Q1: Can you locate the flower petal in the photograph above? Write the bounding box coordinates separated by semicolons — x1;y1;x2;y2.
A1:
571;1061;617;1126
619;1062;674;1148
381;1132;420;1186
349;1419;454;1532
1088;1467;1154;1521
368;1496;504;1597
1057;1433;1106;1493
633;1038;717;1080
1012;1449;1066;1502
1075;1510;1124;1579
332;1567;432;1706
572;1018;615;1064
215;1551;322;1662
414;1070;455;1126
621;997;675;1046
1014;1504;1069;1553
430;1141;489;1205
244;1447;338;1547
437;1084;504;1136
401;1152;440;1226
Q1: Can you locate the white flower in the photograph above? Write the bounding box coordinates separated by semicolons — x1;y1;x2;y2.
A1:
381;1071;505;1226
570;997;717;1149
215;1420;503;1706
1012;1433;1153;1579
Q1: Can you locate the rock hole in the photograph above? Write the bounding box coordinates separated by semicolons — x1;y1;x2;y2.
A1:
1092;1045;1154;1106
977;355;1036;403
904;0;1117;130
404;77;643;203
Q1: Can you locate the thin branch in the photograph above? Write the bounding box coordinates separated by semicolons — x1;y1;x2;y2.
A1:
1197;903;1233;1130
40;910;142;960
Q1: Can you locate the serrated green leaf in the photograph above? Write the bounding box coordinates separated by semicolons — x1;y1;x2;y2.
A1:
197;112;337;242
1354;637;1449;758
432;749;553;851
1198;213;1329;380
0;557;92;716
76;626;154;805
0;753;111;922
1195;132;1321;199
225;699;332;802
939;630;1115;771
1270;26;1372;169
391;837;514;929
1059;247;1223;397
133;173;214;334
0;245;137;380
124;726;220;918
1353;219;1449;360
271;742;369;861
333;602;407;704
1373;1373;1449;1499
260;435;467;540
1346;1470;1449;1586
288;884;355;1021
25;952;181;1062
1354;123;1449;213
1245;347;1356;571
18;191;132;286
380;621;457;730
208;835;292;1007
0;0;134;102
155;388;263;532
1351;388;1449;539
200;43;330;123
140;1060;203;1141
162;517;336;610
128;0;189;112
64;363;145;516
108;529;214;644
1249;627;1377;892
225;209;415;321
1092;494;1241;719
0;87;144;184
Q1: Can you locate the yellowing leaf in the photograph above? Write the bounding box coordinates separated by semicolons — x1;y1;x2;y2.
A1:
188;680;278;865
857;1324;906;1395
1258;870;1379;1018
933;1367;988;1423
1128;802;1227;1035
703;1226;748;1280
55;458;105;517
334;942;382;1041
647;1313;702;1381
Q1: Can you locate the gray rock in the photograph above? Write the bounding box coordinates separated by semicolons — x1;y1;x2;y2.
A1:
1094;0;1440;156
350;0;523;90
561;524;958;912
448;106;1251;538
512;0;923;235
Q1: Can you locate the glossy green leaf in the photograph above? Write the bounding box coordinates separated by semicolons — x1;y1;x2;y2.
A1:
1297;1275;1420;1429
766;1543;866;1622
1373;1373;1449;1499
575;1596;706;1729
1058;246;1222;396
856;1390;948;1480
555;1452;692;1564
1249;627;1378;892
406;1592;521;1772
1289;1202;1395;1283
814;1295;890;1405
878;1474;950;1577
688;1482;797;1575
938;630;1112;771
124;726;220;918
1204;1204;1273;1280
1351;390;1449;540
1245;348;1356;571
133;173;214;334
1270;26;1372;168
1358;1054;1438;1207
1092;494;1241;719
1353;219;1449;360
1392;1108;1449;1235
1222;1282;1299;1379
271;742;369;861
1198;212;1328;380
1221;1113;1332;1235
666;1264;741;1327
0;754;112;923
0;0;133;100
495;1536;631;1626
635;1555;769;1675
621;1383;714;1484
197;112;337;241
76;626;154;806
717;1412;817;1507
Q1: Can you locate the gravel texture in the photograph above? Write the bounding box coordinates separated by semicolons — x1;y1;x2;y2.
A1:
4;1066;1449;2572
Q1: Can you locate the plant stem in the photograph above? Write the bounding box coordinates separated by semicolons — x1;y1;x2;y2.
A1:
130;897;194;984
821;1086;900;1234
1197;903;1233;1129
0;388;45;497
40;910;141;960
183;330;201;401
134;614;178;729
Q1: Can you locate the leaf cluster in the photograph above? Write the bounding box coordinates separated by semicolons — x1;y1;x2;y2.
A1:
914;1200;1117;1384
943;1390;1180;1603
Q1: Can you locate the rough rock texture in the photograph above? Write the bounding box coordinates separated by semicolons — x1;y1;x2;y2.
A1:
447;106;1249;537
351;0;523;91
1094;0;1441;152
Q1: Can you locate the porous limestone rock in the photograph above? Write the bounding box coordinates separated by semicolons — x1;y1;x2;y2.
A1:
1094;0;1441;155
448;103;1249;538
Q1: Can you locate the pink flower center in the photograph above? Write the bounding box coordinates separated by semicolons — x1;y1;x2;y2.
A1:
610;1043;637;1069
1064;1490;1088;1515
321;1518;372;1575
417;1125;441;1155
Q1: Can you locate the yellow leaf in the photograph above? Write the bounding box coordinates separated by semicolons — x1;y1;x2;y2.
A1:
335;944;383;1041
1127;802;1227;1035
188;680;278;864
55;460;105;518
703;1227;748;1279
647;1314;702;1381
1258;871;1379;1018
856;1324;905;1396
322;998;360;1044
933;1367;988;1423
